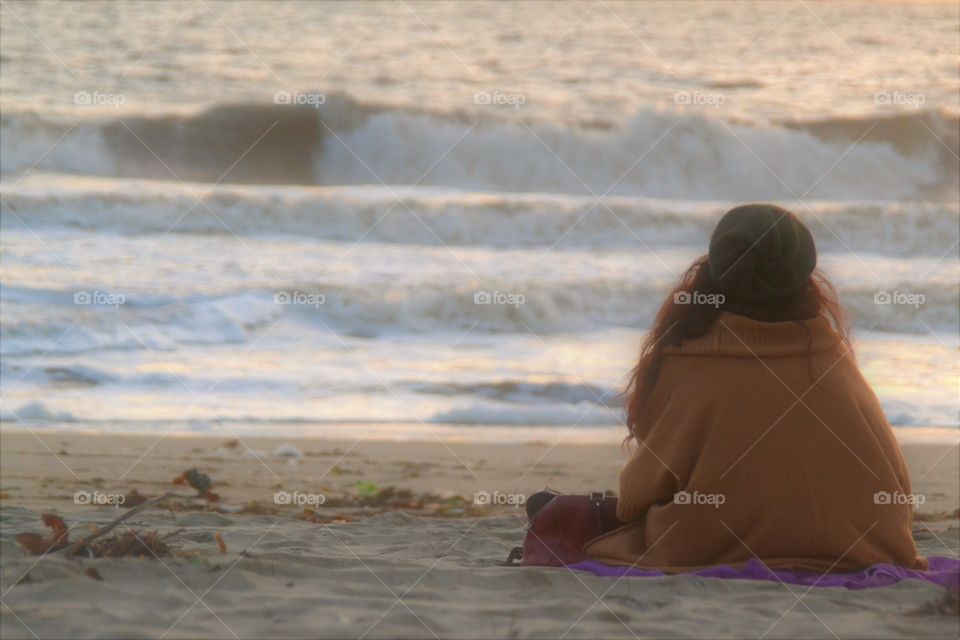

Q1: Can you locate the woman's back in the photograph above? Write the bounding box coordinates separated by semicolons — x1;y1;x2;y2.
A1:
586;312;925;573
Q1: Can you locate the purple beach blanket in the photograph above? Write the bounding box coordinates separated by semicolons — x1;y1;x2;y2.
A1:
567;556;960;590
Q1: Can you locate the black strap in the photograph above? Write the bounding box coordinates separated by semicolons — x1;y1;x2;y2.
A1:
590;491;605;534
501;546;523;566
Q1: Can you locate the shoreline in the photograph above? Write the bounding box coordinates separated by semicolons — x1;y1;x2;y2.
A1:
1;429;957;516
1;422;957;445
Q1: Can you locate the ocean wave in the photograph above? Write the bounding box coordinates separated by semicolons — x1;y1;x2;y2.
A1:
2;93;956;200
1;275;955;356
429;402;620;426
1;402;76;423
782;110;959;160
408;380;620;407
2;178;957;257
0;290;279;356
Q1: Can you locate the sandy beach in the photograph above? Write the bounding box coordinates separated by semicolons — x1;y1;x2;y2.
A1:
1;430;956;639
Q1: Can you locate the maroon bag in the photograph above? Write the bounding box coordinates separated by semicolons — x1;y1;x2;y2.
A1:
505;490;622;567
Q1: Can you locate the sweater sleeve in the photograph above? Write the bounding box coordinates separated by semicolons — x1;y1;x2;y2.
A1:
615;356;692;523
616;435;681;523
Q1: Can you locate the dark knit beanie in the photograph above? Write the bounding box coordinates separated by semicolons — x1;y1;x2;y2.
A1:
708;204;816;302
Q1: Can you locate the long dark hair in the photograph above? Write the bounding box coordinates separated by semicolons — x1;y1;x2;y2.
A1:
623;255;850;448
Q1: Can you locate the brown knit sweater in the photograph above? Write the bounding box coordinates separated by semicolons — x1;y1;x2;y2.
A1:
585;312;927;573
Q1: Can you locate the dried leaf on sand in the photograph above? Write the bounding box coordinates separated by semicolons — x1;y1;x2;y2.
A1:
87;530;172;558
299;509;352;524
15;513;69;555
122;489;149;507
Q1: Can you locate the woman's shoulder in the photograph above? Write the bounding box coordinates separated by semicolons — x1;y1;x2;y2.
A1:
661;312;843;359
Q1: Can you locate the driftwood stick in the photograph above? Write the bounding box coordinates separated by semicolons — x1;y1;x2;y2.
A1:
61;492;183;556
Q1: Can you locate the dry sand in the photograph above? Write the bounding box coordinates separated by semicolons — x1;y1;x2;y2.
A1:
0;430;957;639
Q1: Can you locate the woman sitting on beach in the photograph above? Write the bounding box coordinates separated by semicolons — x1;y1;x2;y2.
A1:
585;204;927;573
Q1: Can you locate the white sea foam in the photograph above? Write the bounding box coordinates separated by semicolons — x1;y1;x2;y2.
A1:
429;402;620;426
2;176;957;257
1;265;956;358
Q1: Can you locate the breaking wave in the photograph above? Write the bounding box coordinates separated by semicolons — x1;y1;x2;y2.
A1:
2;93;956;201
